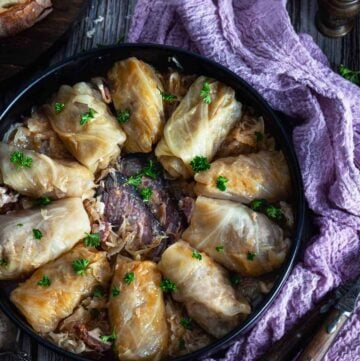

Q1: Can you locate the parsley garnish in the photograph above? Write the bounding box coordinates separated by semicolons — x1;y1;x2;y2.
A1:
80;108;97;125
180;317;193;330
100;329;116;343
230;274;241;286
338;64;360;85
160;91;177;102
123;272;135;285
249;199;283;222
10;151;33;169
33;229;43;240
255;131;263;142
192;250;202;260
54;102;65;113
117;109;131;124
34;197;52;206
125;174;142;188
200;81;211;104
249;199;268;212
16;223;23;227
216;245;224;252
160;278;177;293
247;251;256;261
140;187;153;202
178;338;186;351
0;259;8;267
84;232;100;248
72;259;90;276
142;160;158;179
37;275;51;287
93;286;104;298
216;176;228;191
265;205;283;221
190;156;211;172
112;286;120;297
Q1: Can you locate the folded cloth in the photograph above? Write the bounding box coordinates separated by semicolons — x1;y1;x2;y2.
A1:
128;1;360;360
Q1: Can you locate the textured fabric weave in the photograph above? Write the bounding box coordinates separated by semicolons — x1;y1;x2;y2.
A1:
128;1;360;360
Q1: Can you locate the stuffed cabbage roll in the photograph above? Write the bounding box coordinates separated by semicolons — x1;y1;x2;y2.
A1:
11;245;111;334
108;57;165;153
44;82;126;172
109;259;168;361
0;198;91;280
155;76;242;178
182;197;290;277
158;240;250;338
194;151;291;203
0;142;94;199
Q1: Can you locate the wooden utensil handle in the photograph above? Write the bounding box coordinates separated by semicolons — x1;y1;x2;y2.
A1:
297;308;349;361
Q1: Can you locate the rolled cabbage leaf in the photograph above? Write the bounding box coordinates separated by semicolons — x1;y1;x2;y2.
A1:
0;142;95;199
109;259;168;361
194;151;291;203
158;240;250;338
155;76;242;178
44;82;126;172
11;244;111;334
0;198;91;280
108;57;165;153
182;197;290;277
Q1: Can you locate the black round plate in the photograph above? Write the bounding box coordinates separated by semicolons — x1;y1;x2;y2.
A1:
0;44;306;361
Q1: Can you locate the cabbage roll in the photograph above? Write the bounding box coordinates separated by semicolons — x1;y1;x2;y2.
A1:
194;151;291;203
155;76;242;178
108;58;165;153
0;198;91;280
11;245;111;334
44;82;126;172
158;240;250;338
109;259;168;361
0;142;94;199
182;197;290;277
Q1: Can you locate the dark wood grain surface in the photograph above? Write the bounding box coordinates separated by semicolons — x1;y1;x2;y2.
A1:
0;0;359;360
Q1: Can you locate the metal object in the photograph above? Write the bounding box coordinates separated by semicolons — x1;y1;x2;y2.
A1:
316;0;360;37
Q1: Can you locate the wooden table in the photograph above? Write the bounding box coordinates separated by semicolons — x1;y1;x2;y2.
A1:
0;1;359;360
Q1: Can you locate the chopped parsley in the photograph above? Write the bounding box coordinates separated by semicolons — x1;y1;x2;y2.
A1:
112;286;120;297
200;81;212;104
160;91;177;102
265;205;283;221
192;250;202;261
180;317;193;330
10;151;33;169
338;64;360;85
0;259;8;267
54;102;65;113
72;259;90;276
93;286;104;298
140;187;153;202
160;278;177;293
216;175;228;191
255;131;263;142
215;245;224;253
84;232;100;248
37;275;51;287
34;197;52;206
249;199;283;222
123;272;135;285
33;229;43;240
16;223;23;227
116;109;131;124
125;174;142;188
80;108;97;125
142;160;158;179
100;329;116;343
230;274;241;286
247;251;256;261
178;338;186;351
249;199;268;212
190;156;211;173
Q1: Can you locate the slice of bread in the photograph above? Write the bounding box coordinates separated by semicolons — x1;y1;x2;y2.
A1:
0;0;53;38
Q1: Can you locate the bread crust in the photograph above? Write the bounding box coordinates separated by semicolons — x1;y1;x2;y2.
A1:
0;0;53;38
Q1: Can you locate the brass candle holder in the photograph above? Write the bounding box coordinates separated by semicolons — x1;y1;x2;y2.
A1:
316;0;360;37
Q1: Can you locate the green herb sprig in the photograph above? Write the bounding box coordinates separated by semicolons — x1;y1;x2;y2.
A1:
192;250;202;261
140;187;153;202
249;199;283;222
72;259;90;276
160;278;177;293
123;272;135;285
180;317;193;330
34;197;52;206
112;286;120;297
100;329;116;343
117;109;131;124
33;229;43;240
84;233;100;248
37;275;51;287
160;91;177;102
93;286;104;298
54;102;65;113
216;176;228;191
190;156;211;173
338;64;360;85
200;81;212;104
80;108;97;125
10;151;33;169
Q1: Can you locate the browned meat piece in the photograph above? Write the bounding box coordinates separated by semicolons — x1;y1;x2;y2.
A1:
74;324;111;354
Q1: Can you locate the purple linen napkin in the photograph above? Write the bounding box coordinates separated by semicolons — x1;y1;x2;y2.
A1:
128;0;360;360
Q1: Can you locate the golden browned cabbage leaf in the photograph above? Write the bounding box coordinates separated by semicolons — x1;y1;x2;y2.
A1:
10;244;111;334
0;198;91;280
109;259;168;361
44;82;126;172
155;76;242;178
108;57;165;153
182;197;290;277
0;142;95;199
194;151;292;203
158;240;250;338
